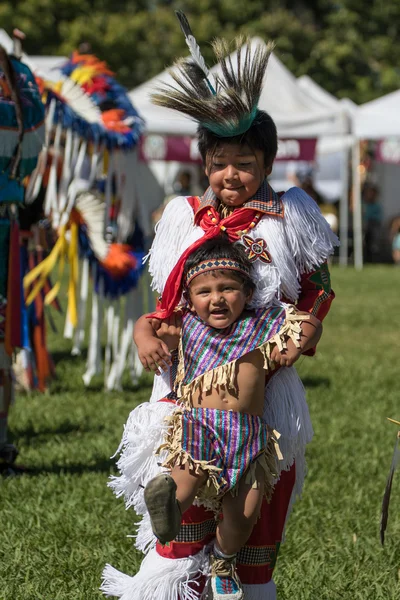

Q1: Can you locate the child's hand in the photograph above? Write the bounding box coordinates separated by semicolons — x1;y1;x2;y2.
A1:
137;338;172;375
153;313;182;350
270;339;302;367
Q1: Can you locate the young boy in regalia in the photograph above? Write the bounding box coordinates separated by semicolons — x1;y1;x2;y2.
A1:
102;11;338;600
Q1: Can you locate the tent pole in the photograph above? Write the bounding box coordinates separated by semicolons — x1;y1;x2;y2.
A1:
339;144;349;266
352;140;363;269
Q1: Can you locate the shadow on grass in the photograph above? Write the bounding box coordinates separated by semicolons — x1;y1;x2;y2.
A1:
51;348;86;363
47;367;154;395
10;420;106;439
21;457;116;476
302;376;331;388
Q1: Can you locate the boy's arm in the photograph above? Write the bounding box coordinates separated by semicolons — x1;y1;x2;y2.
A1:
134;315;173;375
270;312;322;368
296;261;334;355
281;187;338;355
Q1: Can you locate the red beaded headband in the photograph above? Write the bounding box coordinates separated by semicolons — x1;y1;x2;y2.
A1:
185;258;251;287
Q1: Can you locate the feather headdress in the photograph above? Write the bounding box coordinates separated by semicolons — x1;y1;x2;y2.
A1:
151;10;274;138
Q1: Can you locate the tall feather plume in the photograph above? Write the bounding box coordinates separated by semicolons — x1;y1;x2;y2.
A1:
151;17;274;138
380;420;400;545
175;10;212;84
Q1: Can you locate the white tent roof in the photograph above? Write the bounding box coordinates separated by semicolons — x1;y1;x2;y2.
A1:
129;37;350;138
354;90;400;139
0;29;67;81
129;68;198;136
297;74;339;109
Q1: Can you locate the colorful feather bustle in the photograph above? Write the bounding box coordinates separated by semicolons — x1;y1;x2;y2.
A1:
23;46;145;390
40;51;144;149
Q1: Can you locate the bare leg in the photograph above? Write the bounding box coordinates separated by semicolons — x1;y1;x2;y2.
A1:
171;463;207;514
216;464;265;556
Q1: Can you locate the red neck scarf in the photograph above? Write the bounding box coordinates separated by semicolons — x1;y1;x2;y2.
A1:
148;180;283;320
148;205;260;319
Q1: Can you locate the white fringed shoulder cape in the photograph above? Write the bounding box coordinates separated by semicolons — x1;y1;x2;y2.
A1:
146;186;339;308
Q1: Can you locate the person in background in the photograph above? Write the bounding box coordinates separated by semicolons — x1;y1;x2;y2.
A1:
152;170;194;225
0;36;44;473
362;182;382;263
390;216;400;266
295;166;339;234
175;170;192;196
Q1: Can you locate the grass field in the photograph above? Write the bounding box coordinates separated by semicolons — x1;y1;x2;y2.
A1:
1;266;400;600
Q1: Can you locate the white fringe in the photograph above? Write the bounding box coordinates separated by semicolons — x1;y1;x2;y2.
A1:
83;267;104;386
242;581;276;600
44;121;62;220
264;367;313;472
133;512;156;554
282;444;307;538
264;367;313;536
101;548;208;600
282;187;339;276
149;369;173;404
109;401;176;514
146;196;203;295
71;257;89;356
245;217;300;306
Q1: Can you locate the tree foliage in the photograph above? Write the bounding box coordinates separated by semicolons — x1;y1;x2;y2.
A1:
1;0;399;103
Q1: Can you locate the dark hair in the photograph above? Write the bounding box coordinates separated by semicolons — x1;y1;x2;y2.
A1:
197;109;277;168
184;235;255;294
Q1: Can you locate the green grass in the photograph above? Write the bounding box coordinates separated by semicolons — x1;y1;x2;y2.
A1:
1;266;400;599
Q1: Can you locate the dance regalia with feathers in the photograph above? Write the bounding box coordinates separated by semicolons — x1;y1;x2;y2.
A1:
22;50;145;392
102;13;338;600
0;41;45;463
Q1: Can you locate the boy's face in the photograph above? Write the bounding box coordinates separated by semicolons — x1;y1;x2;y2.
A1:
205;143;272;207
188;270;252;329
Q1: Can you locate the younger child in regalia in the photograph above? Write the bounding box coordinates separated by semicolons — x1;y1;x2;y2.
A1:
134;237;322;600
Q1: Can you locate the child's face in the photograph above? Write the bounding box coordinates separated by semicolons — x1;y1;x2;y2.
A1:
188;270;252;329
205;142;271;207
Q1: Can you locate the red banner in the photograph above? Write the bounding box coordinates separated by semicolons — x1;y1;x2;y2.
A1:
139;135;317;163
276;138;317;161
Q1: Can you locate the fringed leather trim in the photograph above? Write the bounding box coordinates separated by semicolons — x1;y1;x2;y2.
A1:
157;410;282;514
176;305;308;404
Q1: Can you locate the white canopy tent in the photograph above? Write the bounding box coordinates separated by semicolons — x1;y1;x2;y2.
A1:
297;75;358;266
0;29;67;80
354;90;400;139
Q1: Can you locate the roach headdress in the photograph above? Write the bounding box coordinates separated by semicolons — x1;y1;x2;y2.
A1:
151;11;274;138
